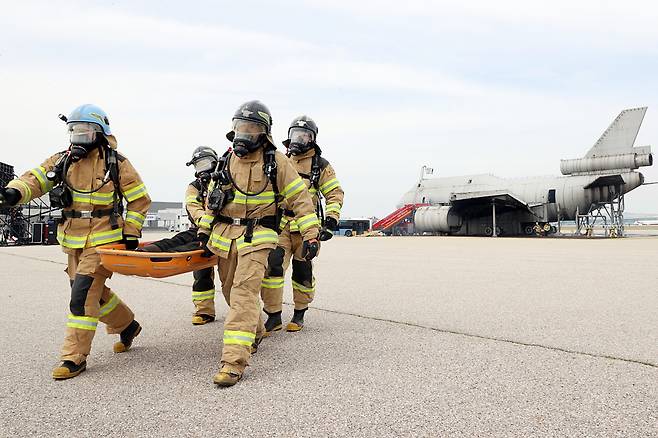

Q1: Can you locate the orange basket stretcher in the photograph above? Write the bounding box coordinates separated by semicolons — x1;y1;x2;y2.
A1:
96;243;217;278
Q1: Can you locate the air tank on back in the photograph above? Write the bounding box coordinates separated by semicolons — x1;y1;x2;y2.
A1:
414;206;462;233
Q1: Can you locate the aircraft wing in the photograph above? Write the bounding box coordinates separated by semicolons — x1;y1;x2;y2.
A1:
449;190;534;215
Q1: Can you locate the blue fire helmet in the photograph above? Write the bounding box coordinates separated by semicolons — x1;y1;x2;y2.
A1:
67;104;112;136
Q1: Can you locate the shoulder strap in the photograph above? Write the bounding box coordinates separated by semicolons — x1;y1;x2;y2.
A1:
262;147;279;198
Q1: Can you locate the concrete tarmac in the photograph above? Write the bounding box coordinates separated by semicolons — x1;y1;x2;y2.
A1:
1;233;657;437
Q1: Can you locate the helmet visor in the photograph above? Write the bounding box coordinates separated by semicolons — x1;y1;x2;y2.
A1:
289;127;314;146
233;119;267;143
68;122;101;145
193;156;216;173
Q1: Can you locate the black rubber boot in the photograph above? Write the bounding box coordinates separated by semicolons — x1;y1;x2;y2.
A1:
113;320;142;353
52;360;87;380
286;308;307;332
264;311;282;335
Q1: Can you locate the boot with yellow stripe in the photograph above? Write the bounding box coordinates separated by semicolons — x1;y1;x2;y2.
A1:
113;320;142;353
286;308;307;332
191;314;215;325
52;360;87;380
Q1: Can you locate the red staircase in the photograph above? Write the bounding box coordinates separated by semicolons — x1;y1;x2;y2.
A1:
372;204;427;231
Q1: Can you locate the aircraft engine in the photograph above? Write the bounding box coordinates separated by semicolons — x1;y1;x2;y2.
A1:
560;152;652;175
414;206;462;233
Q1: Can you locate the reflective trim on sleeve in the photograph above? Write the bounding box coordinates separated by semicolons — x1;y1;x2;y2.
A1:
186;196;202;205
8;179;32;202
281;177;305;199
296;213;320;232
223;330;256;346
236;229;278;250
124;183;148;202
325;202;342;215
192;289;215;301
88;228;124;246
210;233;231;251
199;215;214;230
99;294;120;317
125;211;146;229
30;167;54;193
66;314;98;331
320;178;340;195
292;280;316;294
278;216;290;231
261;277;284;289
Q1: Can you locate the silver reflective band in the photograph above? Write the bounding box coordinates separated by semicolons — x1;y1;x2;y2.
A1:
233;218;242;225
80;211;93;218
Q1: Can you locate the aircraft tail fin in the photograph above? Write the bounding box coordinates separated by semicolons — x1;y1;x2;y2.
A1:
585;107;646;158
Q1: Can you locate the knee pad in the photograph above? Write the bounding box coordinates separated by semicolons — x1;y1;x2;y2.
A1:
69;274;94;315
291;259;313;286
266;247;285;277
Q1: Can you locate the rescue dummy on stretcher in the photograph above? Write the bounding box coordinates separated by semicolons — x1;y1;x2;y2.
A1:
96;229;216;278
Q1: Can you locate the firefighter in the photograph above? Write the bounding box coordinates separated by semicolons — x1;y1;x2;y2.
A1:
0;104;151;379
260;115;344;333
185;147;219;325
197;100;320;387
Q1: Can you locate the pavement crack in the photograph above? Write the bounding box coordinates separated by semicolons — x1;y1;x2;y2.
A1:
3;251;656;369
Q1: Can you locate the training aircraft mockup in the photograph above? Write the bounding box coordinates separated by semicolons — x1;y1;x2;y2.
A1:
393;107;653;236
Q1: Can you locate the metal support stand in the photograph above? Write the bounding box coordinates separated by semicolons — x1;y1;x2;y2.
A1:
575;190;625;237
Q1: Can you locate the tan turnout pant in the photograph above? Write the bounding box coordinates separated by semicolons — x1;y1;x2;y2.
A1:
260;229;315;313
61;247;134;364
217;241;268;373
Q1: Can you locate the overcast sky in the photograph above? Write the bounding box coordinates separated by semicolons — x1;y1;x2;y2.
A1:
1;0;657;217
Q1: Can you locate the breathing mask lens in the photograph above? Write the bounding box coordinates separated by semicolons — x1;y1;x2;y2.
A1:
193;157;216;174
288;127;315;155
232;119;266;157
68;122;100;146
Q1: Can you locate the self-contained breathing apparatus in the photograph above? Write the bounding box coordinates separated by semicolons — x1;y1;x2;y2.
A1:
206;147;282;243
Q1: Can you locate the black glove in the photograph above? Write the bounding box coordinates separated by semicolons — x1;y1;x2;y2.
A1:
302;238;319;261
0;188;21;207
122;235;139;250
324;217;338;230
198;232;213;258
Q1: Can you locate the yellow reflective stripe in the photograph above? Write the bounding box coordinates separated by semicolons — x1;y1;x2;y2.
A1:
289;219;300;232
124;183;148;202
199;215;214;230
192;289;215;301
261;277;284;289
292;280;315;293
30;167;54;193
88;228;123;246
57;231;87;248
67;314;98;331
233;191;276;205
99;294;120;317
281;177;305;199
186;196;202;205
296;213;320;232
125;211;145;229
223;330;255;346
210;233;231;251
325;202;341;214
9;180;32;202
320;178;340;195
279;216;290;231
309;188;318;195
70;191;115;206
236;229;278;250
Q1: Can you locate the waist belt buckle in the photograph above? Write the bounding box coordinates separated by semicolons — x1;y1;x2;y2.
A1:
232;218;242;226
80;211;93;219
